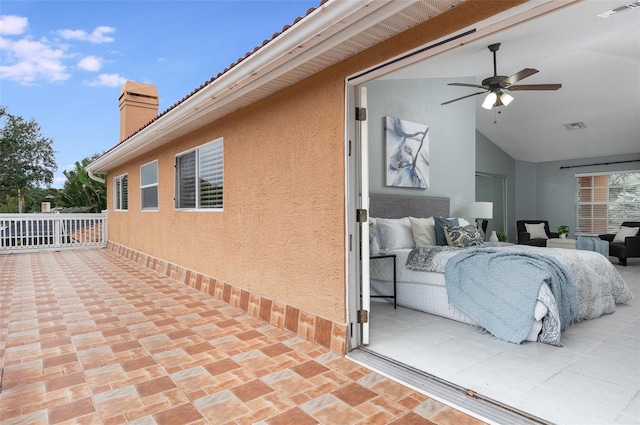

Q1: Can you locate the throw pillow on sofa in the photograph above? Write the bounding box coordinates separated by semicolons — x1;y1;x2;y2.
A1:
525;222;548;240
613;226;639;243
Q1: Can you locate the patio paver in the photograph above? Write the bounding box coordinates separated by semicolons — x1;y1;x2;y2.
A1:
0;249;486;425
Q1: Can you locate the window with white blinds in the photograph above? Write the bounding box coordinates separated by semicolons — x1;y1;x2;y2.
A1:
175;138;223;210
114;174;128;210
140;160;158;210
576;171;640;234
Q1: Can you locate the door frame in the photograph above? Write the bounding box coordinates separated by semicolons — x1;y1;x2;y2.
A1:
344;0;575;353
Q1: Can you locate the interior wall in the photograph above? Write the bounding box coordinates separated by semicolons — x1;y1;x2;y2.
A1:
475;130;516;241
365;78;476;218
515;160;538;222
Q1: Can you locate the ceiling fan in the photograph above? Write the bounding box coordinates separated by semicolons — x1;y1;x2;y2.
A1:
441;43;561;109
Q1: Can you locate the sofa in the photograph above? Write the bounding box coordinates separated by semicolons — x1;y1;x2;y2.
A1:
598;221;640;266
517;220;559;247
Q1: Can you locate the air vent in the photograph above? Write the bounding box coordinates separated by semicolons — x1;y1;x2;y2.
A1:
596;1;640;17
564;122;587;131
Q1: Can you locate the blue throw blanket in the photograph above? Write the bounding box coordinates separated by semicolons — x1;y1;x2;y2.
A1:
445;249;579;344
576;236;609;256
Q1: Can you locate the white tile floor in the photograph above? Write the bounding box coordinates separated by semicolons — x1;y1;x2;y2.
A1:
367;261;640;425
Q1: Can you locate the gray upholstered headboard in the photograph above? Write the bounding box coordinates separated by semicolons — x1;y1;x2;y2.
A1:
369;193;450;219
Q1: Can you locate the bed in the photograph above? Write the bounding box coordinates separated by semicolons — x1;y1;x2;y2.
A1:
368;194;633;345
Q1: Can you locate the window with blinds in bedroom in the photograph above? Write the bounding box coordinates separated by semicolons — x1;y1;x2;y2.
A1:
576;171;640;234
175;138;223;210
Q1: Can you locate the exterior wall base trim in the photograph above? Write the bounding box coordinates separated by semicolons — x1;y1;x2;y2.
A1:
106;241;347;354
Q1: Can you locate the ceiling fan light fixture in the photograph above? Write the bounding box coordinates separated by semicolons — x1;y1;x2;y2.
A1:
500;92;514;106
442;43;562;108
482;92;497;109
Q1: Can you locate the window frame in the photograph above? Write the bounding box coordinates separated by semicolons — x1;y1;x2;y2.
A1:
576;170;640;235
174;138;224;211
140;160;159;211
113;174;128;211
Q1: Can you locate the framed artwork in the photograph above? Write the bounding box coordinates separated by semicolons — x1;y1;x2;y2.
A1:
385;116;429;188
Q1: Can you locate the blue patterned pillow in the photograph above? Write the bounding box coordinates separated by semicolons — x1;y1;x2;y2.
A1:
444;224;485;247
434;217;458;246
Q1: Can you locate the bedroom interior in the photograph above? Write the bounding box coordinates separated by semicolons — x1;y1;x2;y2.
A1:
352;1;639;424
364;194;635;423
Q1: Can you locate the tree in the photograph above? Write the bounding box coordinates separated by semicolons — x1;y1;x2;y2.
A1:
0;106;57;205
59;154;107;212
0;185;62;213
22;186;62;212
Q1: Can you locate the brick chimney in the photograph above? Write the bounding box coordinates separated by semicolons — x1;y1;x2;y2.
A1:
119;81;159;142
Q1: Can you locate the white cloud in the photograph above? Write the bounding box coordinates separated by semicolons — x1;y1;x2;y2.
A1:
84;73;127;88
0;36;69;84
78;55;102;72
58;26;115;43
0;16;119;85
0;15;28;35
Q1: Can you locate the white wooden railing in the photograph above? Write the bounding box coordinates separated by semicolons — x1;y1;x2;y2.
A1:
0;212;107;253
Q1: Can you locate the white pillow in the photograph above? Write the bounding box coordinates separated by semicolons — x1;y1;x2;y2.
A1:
525;222;548;240
409;216;436;246
458;218;471;227
613;226;639;243
376;217;415;250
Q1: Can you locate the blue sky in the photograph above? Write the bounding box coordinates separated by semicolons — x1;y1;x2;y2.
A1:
0;0;319;187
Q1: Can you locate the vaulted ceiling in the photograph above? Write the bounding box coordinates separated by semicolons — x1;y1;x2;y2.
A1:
384;0;640;163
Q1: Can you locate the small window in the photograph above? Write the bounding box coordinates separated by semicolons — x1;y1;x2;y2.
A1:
175;138;223;210
114;174;128;210
140;160;158;210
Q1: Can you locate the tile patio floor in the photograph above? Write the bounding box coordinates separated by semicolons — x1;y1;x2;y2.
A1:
0;249;486;425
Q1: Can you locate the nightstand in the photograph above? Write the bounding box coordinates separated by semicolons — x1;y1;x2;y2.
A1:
370;254;396;308
546;238;577;249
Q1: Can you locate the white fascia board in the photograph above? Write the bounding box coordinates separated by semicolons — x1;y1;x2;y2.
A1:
188;0;423;121
88;0;412;174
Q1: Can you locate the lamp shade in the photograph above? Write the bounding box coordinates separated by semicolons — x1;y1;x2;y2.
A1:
500;92;514;106
482;92;497;110
469;201;493;219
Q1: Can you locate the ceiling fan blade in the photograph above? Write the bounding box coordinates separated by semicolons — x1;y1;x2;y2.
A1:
441;91;486;105
503;68;538;86
508;84;562;91
447;82;487;89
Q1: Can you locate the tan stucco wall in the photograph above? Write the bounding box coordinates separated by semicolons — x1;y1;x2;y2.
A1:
108;72;346;321
106;0;524;324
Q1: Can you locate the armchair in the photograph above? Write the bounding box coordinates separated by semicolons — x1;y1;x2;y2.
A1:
516;220;559;247
598;221;640;266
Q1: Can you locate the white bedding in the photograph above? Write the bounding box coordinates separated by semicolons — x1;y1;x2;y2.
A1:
370;243;633;345
370;248;550;342
367;210;633;344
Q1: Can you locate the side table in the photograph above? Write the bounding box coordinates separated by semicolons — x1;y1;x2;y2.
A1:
546;238;577;249
370;254;396;308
